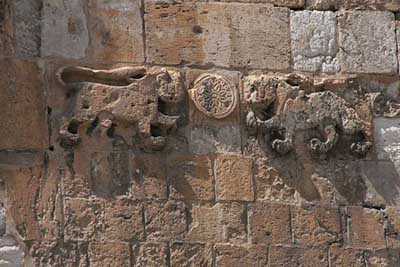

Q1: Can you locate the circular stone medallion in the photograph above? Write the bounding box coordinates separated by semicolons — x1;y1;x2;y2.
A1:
189;74;237;119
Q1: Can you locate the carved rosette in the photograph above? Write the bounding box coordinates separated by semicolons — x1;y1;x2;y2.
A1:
189;74;237;119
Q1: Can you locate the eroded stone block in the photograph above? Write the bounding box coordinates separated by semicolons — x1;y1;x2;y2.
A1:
167;155;214;201
41;0;89;59
145;2;291;69
215;244;268;267
88;241;131;267
132;243;168;267
329;246;365;267
269;246;329;267
338;11;397;74
291;11;339;73
248;202;291;244
215;155;254;201
87;0;144;62
187;202;246;243
170;243;212;267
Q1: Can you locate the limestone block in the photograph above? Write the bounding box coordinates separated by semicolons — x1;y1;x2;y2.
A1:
347;206;386;248
0;236;24;267
292;205;342;246
248;202;291;244
170;243;212;267
41;0;89;59
215;155;254;201
338;11;397;74
0;59;46;150
374;118;400;163
167;155;214;201
215;244;268;267
187;202;246;243
145;2;291;69
87;0;144;62
145;201;187;241
291;11;339;73
88;241;131;267
132;243;168;267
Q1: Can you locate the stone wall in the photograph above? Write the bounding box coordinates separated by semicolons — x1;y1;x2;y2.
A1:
1;0;400;266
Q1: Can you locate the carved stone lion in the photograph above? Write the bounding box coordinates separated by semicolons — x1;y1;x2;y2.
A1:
58;66;184;151
244;74;373;156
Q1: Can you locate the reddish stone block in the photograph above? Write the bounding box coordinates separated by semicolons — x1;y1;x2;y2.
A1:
269;246;329;267
248;202;291;244
365;249;400;267
187;202;246;243
347;206;386;248
167;155;214;201
329;246;365;267
170;242;212;267
292;205;342;246
215;244;268;267
215;156;254;201
88;241;131;267
132;242;169;267
145;200;187;241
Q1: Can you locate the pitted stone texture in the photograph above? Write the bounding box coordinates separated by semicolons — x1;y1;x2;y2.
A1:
41;0;89;59
187;202;246;243
215;156;254;201
167;155;214;201
365;249;400;267
374;118;400;169
30;241;88;267
291;11;339;73
145;2;290;69
248;202;291;244
269;246;329;267
88;242;131;267
215;244;268;267
132;243;168;267
145;201;187;241
347;207;386;248
338;11;397;74
170;243;212;267
306;0;400;11
0;59;46;150
292;205;342;246
87;0;144;62
329;246;365;267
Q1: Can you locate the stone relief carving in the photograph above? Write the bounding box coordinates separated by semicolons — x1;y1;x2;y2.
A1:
244;74;373;156
189;74;237;119
57;66;184;151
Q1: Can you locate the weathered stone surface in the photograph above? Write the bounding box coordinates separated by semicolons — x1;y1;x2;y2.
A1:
248;202;291;244
215;155;254;201
189;126;241;155
87;0;144;62
132;243;168;267
0;59;46;150
14;0;41;57
145;2;291;69
187;202;246;243
0;236;25;267
41;0;89;59
167;155;214;201
269;246;329;267
145;201;187;241
291;11;339;73
329;246;365;267
347;206;386;248
30;241;88;267
374;118;400;164
337;11;397;74
170;242;212;267
292;205;342;246
132;154;168;200
306;0;400;11
365;249;400;267
253;158;298;203
215;244;268;267
0;0;14;56
88;241;131;267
